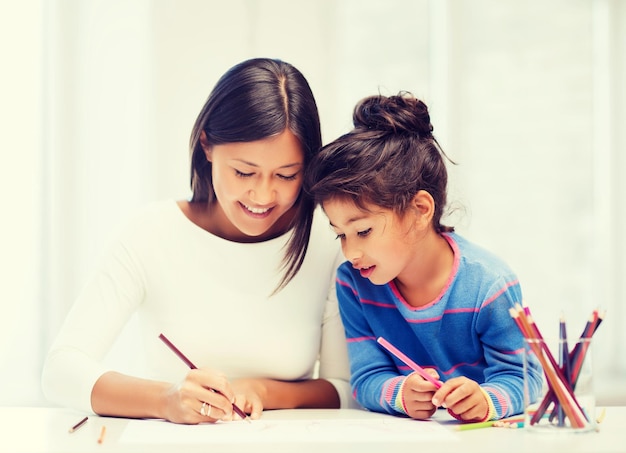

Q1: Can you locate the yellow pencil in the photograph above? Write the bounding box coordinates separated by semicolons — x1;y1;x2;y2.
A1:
596;407;607;424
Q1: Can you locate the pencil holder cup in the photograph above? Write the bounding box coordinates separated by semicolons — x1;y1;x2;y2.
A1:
523;338;596;433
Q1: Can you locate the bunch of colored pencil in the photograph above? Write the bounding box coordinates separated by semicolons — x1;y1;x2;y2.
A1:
509;304;604;429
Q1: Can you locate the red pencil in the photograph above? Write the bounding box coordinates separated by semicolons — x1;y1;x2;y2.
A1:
159;333;250;422
511;306;588;428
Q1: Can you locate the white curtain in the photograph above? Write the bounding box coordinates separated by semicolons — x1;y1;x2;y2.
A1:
1;0;624;407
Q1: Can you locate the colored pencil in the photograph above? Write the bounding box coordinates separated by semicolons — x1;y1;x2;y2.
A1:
97;425;106;444
456;420;495;431
376;337;442;388
456;416;525;431
557;314;569;426
68;416;88;433
510;305;588;428
536;309;603;422
596;407;607;424
158;333;250;422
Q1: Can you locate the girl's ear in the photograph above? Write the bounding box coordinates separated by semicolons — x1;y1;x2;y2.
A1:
200;130;212;162
411;190;435;227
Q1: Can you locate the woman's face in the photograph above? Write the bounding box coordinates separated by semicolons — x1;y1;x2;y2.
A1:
206;129;304;241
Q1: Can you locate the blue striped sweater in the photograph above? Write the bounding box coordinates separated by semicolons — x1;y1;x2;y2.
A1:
336;232;543;419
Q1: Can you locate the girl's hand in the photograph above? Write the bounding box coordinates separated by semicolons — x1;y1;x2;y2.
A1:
431;376;489;422
401;369;440;420
161;369;235;424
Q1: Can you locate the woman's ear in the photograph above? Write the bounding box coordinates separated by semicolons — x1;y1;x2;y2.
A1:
200;130;212;162
411;190;435;227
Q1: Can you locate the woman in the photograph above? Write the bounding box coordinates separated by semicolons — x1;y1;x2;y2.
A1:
42;58;354;424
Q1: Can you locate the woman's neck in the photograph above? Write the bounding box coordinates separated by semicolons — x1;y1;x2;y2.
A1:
178;200;296;243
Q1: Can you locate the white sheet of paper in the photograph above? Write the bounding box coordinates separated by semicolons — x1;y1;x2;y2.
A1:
119;417;460;444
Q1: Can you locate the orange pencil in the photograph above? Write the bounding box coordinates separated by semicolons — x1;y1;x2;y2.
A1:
97;425;106;444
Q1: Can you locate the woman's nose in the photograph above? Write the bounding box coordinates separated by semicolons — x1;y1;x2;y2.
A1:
249;179;275;204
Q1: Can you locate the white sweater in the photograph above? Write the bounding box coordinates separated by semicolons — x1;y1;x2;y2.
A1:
42;200;354;412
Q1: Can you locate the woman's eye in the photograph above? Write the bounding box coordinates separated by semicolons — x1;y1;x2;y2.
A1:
235;170;253;178
277;173;298;181
334;233;346;240
357;228;372;237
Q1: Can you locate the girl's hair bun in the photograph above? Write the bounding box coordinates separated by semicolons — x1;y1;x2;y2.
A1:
353;92;433;138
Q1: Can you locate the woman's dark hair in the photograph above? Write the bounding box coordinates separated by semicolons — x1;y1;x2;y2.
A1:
189;58;322;291
305;92;454;234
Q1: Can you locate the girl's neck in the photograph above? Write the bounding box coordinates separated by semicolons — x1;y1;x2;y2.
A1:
394;231;455;308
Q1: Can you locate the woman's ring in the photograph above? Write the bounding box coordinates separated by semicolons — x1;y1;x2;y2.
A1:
200;401;212;417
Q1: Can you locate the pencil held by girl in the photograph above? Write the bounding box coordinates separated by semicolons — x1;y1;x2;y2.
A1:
305;92;543;423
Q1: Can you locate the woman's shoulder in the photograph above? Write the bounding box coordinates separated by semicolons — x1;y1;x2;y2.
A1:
114;199;183;242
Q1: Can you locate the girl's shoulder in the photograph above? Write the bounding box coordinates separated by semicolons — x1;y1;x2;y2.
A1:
445;232;516;278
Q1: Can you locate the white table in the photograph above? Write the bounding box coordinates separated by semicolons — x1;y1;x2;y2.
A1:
1;406;621;453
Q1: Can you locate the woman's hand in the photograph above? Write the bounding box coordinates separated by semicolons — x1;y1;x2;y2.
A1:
431;376;489;422
228;378;267;420
161;369;236;424
401;369;440;420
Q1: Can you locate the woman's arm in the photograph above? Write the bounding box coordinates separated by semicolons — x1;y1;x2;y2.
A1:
91;372;171;419
92;370;238;424
232;377;339;413
41;239;144;413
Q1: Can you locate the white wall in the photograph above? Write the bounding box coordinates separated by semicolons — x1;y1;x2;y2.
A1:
1;0;624;407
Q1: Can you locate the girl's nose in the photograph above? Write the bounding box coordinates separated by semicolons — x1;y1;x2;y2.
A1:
342;240;362;263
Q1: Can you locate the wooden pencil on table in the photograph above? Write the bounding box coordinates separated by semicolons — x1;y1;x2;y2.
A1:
68;416;88;433
97;425;106;444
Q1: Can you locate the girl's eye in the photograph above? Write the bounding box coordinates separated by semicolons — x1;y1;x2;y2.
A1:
334;233;346;240
277;173;298;181
357;228;372;237
235;170;253;178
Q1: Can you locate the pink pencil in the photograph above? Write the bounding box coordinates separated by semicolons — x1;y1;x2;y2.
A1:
377;337;442;388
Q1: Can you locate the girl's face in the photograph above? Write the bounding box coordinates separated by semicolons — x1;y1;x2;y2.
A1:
206;129;304;241
323;198;422;285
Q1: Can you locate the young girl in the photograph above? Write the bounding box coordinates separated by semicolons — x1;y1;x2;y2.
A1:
42;58;355;424
305;92;542;422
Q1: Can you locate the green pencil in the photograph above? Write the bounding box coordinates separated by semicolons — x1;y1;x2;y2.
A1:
456;421;495;431
456;416;525;431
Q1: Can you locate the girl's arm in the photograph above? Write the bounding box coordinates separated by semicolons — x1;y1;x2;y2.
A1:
475;281;543;419
336;266;406;415
316;253;361;409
